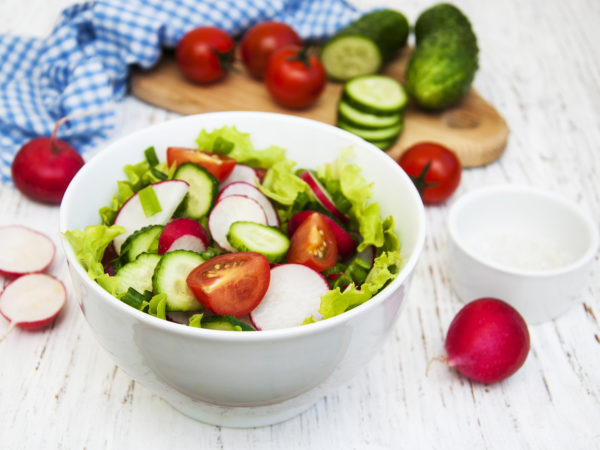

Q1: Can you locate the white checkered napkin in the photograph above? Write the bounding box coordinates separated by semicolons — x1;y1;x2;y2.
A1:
0;0;359;184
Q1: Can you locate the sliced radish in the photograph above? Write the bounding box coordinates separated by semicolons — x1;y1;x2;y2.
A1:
0;225;55;278
217;181;279;226
249;264;328;330
220;164;260;191
0;273;66;341
158;218;210;254
208;195;267;252
113;180;189;255
287;211;356;259
298;171;348;223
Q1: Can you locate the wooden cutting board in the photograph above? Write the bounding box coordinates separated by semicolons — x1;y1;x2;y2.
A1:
130;48;509;167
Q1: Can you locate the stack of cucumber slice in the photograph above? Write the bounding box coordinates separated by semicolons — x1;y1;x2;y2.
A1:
336;75;407;150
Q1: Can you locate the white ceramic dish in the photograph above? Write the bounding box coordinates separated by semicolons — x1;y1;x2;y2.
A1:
59;112;426;427
447;185;598;324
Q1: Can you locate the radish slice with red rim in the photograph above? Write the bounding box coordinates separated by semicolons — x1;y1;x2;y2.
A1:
250;264;328;330
0;225;55;278
208;195;268;252
158;218;210;254
298;170;348;223
220;164;259;191
217;181;279;226
0;273;66;341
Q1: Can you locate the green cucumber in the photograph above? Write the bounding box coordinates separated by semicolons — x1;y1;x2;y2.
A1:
342;75;407;114
152;250;205;311
321;9;409;81
337;119;404;141
337;100;402;129
120;225;163;263
367;137;398;151
201;315;256;332
174;163;218;219
227;221;290;263
114;253;162;295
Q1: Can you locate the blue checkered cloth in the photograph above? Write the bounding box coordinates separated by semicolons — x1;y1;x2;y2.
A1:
0;0;360;183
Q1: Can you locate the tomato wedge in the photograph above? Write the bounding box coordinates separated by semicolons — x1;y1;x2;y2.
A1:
186;252;270;317
166;147;236;182
287;212;338;272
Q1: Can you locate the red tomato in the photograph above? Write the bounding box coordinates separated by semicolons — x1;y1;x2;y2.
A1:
240;21;302;79
176;26;234;83
186;252;270;317
166;147;236;182
287;212;338;272
398;142;462;204
264;46;326;109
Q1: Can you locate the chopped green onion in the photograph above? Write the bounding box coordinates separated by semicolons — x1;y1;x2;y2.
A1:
144;146;159;167
138;185;162;218
189;313;203;328
150;167;168;180
122;288;153;310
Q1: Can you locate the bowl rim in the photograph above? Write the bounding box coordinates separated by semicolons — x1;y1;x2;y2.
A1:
60;111;426;342
447;184;599;278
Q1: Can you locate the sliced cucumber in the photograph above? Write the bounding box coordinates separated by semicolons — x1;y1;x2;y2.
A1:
321;9;409;81
201;315;256;332
337;119;404;141
114;253;162;295
227;221;290;263
152;250;205;311
174;163;218;220
120;225;163;263
337;100;402;129
367;137;399;151
342;75;408;114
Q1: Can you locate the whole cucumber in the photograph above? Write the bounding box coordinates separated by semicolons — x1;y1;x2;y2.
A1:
321;9;409;81
405;3;479;110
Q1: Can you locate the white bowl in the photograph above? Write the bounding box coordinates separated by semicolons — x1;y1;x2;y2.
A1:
59;112;426;427
447;185;598;324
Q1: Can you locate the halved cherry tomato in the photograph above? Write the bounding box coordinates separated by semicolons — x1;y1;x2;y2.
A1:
287;212;338;272
166;147;236;182
186;252;270;317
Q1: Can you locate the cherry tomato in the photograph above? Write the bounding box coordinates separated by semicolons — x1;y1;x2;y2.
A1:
176;26;234;83
398;142;462;204
166;147;236;182
240;21;302;79
264;46;326;109
287;212;338;272
186;252;270;317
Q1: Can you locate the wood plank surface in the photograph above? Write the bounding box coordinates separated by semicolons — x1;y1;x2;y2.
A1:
1;0;599;449
131;48;509;167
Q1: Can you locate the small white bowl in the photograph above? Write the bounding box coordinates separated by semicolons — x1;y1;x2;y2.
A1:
447;185;598;324
59;112;426;427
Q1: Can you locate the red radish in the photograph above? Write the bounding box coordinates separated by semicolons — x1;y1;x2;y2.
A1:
219;164;260;191
217;181;279;226
113;179;189;255
11;116;85;204
298;171;348;223
287;210;356;259
0;225;55;278
432;298;530;384
0;273;66;341
208;195;267;251
158;218;210;254
249;264;328;330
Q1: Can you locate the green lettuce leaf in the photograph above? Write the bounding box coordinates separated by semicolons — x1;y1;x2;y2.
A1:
196;125;286;168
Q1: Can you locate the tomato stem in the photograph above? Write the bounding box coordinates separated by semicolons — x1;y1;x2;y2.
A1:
410;160;440;197
286;46;313;68
213;47;237;73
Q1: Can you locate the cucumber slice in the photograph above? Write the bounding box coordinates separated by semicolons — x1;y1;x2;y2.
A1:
337;100;402;129
337;119;404;141
227;221;290;263
367;137;398;151
201;315;256;331
343;75;408;114
152;250;205;311
321;9;409;81
115;253;162;295
174;163;218;219
120;225;163;263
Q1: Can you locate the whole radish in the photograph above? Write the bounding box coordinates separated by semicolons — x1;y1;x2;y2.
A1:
11;116;85;204
435;298;530;384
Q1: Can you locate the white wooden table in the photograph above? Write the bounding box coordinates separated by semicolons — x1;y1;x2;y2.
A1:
1;1;599;448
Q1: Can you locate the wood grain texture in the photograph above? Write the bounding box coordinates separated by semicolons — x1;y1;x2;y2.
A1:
1;0;600;449
131;48;509;167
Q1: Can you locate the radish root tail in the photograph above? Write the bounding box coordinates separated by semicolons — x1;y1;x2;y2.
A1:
0;321;18;343
425;355;450;377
